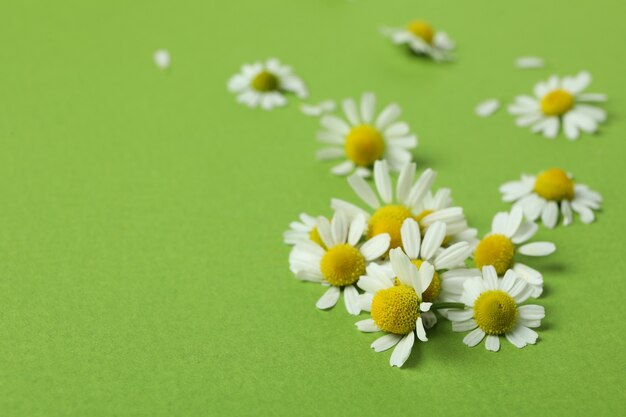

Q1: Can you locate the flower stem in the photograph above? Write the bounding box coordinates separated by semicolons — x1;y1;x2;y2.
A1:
431;302;465;310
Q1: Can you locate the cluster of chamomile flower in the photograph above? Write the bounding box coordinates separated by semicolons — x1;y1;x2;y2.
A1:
224;17;604;368
284;160;602;367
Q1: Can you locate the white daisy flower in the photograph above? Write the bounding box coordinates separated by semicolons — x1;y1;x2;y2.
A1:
355;248;435;367
283;213;326;247
500;168;602;228
382;20;454;61
508;71;607;140
473;207;555;298
289;211;390;315
227;58;307;110
332;160;473;252
369;219;476;328
448;266;545;352
316;92;417;177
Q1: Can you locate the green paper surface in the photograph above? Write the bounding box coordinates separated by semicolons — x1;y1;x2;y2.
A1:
1;0;625;416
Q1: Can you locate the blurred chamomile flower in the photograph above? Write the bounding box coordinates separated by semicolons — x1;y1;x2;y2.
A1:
381;20;455;61
508;71;607;140
500;168;602;228
448;266;545;352
289;211;390;315
227;58;307;110
283;213;326;248
316;93;417;177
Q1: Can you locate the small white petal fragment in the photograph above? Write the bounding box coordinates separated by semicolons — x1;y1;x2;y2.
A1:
300;100;337;117
475;99;500;118
515;56;544;69
154;49;171;70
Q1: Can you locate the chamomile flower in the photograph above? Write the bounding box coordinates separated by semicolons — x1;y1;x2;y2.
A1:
448;266;545;351
316;92;417;177
332;160;471;252
473;207;555;297
508;71;607;140
381;20;455;61
283;213;326;247
227;58;307;110
500;168;602;228
355;248;434;367
289;211;390;315
380;219;476;328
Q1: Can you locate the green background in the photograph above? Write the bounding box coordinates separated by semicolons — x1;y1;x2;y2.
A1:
1;0;624;416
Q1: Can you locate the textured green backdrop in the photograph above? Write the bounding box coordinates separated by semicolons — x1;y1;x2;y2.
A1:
1;0;625;416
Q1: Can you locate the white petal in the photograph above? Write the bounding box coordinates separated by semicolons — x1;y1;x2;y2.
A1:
434;242;472;270
482;266;498;289
505;207;524;237
355;319;380;332
315;217;335;248
360;92;376;123
390;332;415;367
417;262;435;296
357;275;389;294
518;305;545;321
515;56;544;69
400;218;421;259
420;221;446;261
396;162;416;204
475;99;500;117
343;285;361;315
389;247;416;286
330;160;355;176
320;115;350;135
517;242;556;256
447;309;474;322
561;200;573;226
316;286;340;310
316;130;344;145
485;335;500;352
348;214;367;246
373;160;393;204
331;211;349;245
420;302;432;312
452;319;478;332
463;328;485;347
511;221;538;245
371;333;401;352
541;201;559;229
406;168;437;209
415;317;428;341
342;98;361;126
315;147;344;161
384;122;410;137
491;212;509;235
360;234;391;261
375;103;401;130
348;174;380;209
577;93;607;103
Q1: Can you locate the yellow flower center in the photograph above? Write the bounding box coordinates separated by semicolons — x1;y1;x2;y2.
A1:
251;70;279;92
308;227;326;249
407;20;434;44
411;259;440;302
540;89;574;116
371;284;419;335
474;234;515;276
320;244;365;287
533;168;574;201
368;205;414;250
344;125;385;167
473;290;518;335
